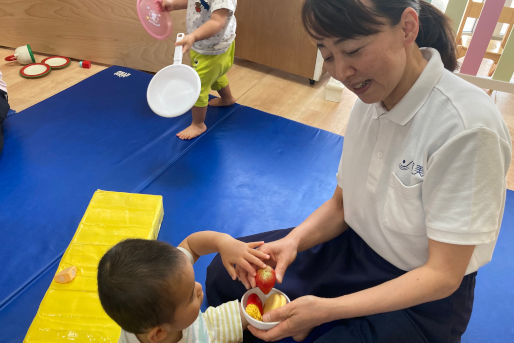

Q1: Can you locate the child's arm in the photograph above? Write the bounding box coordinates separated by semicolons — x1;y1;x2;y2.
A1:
178;231;269;279
176;9;231;54
161;0;188;11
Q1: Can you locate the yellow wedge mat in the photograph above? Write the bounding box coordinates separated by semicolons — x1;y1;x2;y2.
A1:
24;189;164;343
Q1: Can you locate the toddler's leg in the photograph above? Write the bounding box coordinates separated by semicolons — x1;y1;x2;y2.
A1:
209;84;236;107
176;106;207;140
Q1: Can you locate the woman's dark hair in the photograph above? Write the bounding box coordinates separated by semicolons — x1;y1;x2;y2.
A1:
97;239;186;333
302;0;457;71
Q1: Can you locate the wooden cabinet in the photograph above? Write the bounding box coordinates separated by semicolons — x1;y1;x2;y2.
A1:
1;0;322;78
234;0;323;81
0;0;186;73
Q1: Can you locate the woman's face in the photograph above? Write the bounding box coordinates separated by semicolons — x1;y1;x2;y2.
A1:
317;17;413;109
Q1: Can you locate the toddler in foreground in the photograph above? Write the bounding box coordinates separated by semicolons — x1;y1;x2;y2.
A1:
97;231;269;343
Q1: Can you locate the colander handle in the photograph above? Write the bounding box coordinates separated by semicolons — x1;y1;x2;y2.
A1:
174;33;185;65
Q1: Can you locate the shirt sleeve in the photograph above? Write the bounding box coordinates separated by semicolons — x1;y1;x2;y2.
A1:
423;127;511;244
202;300;243;343
210;0;236;15
177;246;195;264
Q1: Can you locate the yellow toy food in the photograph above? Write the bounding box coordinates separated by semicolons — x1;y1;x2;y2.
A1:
245;303;263;321
263;293;287;314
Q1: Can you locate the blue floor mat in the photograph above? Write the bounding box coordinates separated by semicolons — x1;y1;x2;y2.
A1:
0;66;512;342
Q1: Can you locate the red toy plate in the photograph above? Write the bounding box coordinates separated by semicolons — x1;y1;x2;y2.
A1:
137;0;173;40
41;56;71;69
20;63;51;79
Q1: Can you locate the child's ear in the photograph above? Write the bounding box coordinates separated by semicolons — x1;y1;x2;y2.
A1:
145;326;169;343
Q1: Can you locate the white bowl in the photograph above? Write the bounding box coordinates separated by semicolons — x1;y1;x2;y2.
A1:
240;287;290;330
147;64;201;118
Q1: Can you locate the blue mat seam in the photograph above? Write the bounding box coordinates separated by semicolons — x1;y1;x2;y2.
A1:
134;104;241;193
0;254;63;311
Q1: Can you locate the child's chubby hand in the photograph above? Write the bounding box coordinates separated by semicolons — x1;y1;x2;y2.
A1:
218;236;270;283
161;0;179;11
175;34;196;55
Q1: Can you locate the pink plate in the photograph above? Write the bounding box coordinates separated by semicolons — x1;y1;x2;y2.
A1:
137;0;173;40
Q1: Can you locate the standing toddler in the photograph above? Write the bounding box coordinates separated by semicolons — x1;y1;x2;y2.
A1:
163;0;237;140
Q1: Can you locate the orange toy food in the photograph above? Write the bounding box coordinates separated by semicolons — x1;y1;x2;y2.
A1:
53;266;77;284
263;293;287;314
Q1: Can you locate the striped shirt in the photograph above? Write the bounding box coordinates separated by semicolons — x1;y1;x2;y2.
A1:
118;300;243;343
180;300;243;343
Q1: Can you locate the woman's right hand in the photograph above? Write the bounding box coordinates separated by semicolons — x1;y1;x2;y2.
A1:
236;235;299;289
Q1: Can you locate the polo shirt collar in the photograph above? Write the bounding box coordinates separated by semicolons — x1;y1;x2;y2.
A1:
372;48;444;124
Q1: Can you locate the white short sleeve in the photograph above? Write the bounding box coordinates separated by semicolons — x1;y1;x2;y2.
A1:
423;127;510;245
210;0;236;14
177;246;195;264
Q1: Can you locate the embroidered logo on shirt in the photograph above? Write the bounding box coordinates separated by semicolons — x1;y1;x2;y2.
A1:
399;160;424;177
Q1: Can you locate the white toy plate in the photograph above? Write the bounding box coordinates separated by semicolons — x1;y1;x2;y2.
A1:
41;56;71;69
20;63;51;79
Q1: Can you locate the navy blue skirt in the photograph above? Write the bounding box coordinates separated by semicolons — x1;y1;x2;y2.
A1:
0;89;8;153
206;228;476;343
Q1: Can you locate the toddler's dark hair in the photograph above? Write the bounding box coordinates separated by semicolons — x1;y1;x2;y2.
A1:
302;0;457;71
97;239;185;333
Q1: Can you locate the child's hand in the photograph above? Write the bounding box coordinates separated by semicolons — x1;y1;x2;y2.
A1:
160;0;176;11
218;237;270;283
175;34;195;55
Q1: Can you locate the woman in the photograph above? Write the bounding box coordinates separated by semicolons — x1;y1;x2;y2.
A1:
206;1;512;342
0;69;9;153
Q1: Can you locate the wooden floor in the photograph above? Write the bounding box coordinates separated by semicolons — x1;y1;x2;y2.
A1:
2;46;513;189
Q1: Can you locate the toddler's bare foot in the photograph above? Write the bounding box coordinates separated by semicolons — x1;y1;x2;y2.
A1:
208;97;236;107
176;123;207;140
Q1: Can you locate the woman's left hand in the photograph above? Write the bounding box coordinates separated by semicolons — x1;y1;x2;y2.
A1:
248;295;327;342
218;237;270;281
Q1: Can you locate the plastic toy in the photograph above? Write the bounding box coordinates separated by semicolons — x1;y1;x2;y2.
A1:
41;56;71;69
241;288;291;330
4;44;36;65
53;265;77;284
19;63;51;79
79;60;91;68
137;0;173;40
146;33;201;117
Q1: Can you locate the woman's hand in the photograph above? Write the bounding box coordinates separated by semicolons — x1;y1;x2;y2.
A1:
218;236;270;281
235;236;299;289
248;295;327;342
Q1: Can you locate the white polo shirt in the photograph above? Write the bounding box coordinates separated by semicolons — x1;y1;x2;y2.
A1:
337;48;511;274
